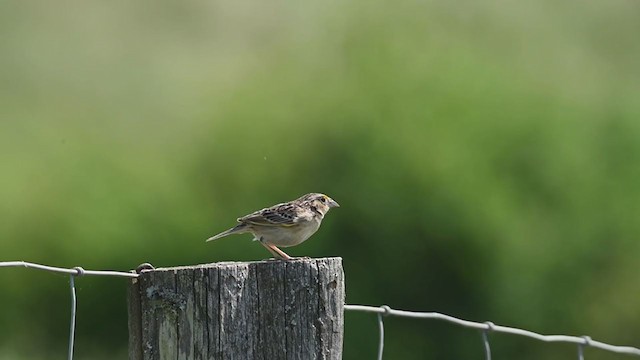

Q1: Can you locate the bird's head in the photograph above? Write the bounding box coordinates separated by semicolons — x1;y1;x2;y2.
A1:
299;193;340;215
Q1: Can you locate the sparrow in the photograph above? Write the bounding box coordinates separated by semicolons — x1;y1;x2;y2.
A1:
206;193;339;260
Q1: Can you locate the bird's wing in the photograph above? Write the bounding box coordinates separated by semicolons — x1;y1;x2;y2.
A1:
238;202;301;227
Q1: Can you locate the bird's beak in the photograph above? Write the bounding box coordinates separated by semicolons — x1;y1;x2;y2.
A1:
328;198;340;208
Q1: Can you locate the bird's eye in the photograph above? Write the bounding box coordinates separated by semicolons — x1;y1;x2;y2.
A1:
319;197;326;203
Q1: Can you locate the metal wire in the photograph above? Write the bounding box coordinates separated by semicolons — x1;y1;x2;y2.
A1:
377;313;384;360
344;304;640;357
578;336;592;360
0;261;138;360
376;305;391;360
482;322;493;360
3;262;640;359
0;261;138;278
68;275;77;360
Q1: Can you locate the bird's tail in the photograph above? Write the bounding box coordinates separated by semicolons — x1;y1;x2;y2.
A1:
206;224;247;242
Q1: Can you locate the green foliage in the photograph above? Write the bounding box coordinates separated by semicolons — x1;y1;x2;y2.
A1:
1;0;639;359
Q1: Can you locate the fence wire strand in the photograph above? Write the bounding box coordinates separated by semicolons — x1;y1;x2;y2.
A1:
345;304;640;359
2;261;640;359
0;261;138;360
0;261;138;278
68;275;77;360
377;313;384;360
482;322;493;360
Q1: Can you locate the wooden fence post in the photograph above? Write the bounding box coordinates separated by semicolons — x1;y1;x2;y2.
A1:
127;257;345;360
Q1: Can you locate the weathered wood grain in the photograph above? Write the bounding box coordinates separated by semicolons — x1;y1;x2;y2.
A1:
315;258;345;360
128;257;344;360
218;262;258;359
127;272;143;360
177;269;194;360
284;260;320;359
255;261;286;360
206;266;220;359
193;267;208;360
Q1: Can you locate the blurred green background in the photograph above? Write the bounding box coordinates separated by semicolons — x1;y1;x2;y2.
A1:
1;0;639;359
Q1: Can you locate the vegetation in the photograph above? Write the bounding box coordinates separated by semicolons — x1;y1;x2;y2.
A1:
1;1;639;359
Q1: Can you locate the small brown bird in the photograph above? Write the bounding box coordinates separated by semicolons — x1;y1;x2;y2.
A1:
206;193;339;260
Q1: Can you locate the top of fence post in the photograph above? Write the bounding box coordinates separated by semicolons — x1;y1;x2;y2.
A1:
127;257;345;360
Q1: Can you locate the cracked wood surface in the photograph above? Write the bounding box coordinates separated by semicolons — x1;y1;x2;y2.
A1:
128;257;344;360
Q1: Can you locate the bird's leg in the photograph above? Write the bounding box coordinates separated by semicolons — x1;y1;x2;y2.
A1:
258;241;292;260
269;244;293;260
259;242;281;259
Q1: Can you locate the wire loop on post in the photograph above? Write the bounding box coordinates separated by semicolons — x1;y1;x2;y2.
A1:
135;263;155;273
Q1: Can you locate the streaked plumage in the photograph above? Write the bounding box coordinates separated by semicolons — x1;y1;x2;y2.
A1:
206;193;339;259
